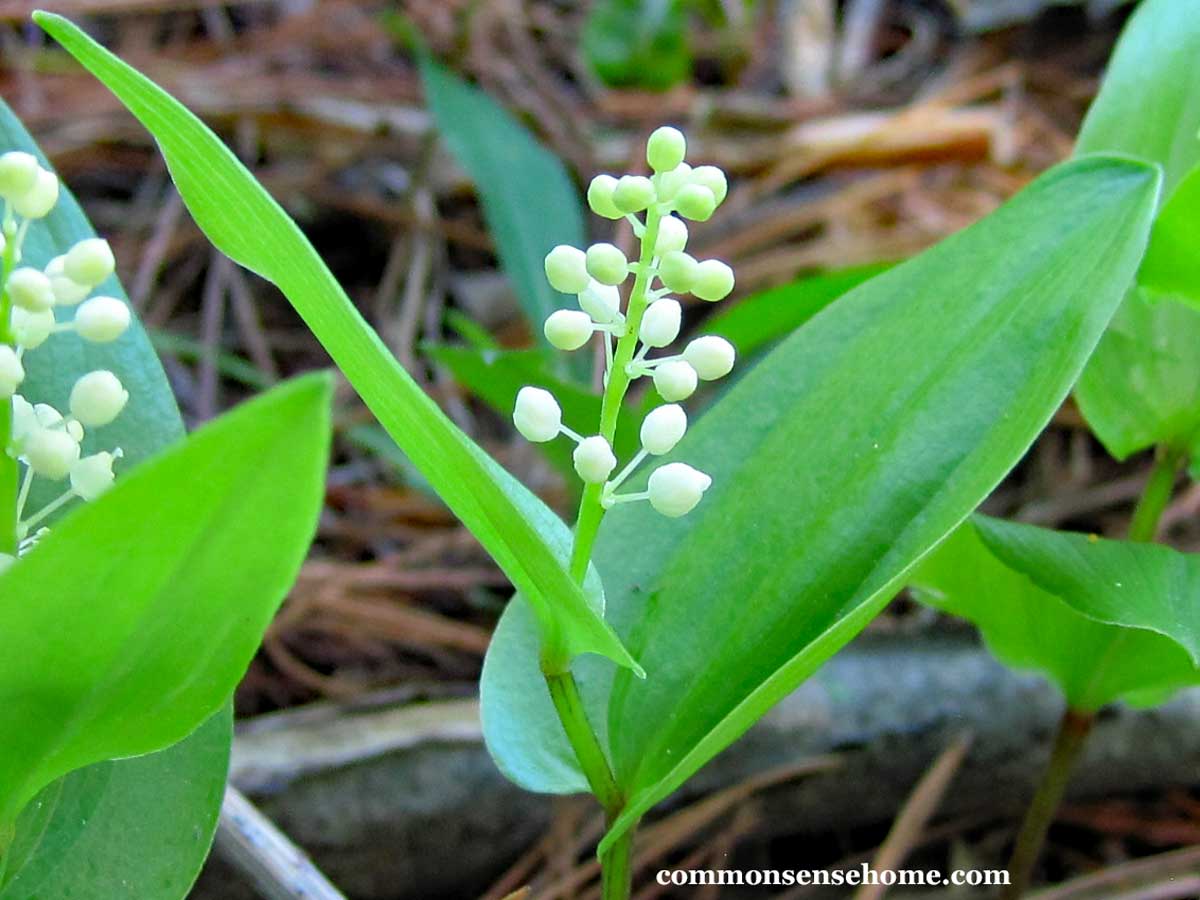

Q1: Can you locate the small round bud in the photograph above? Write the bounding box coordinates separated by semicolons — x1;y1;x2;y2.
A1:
7;267;55;312
70;370;129;427
587;174;624;220
639;298;682;348
544;309;594;351
655;215;688;256
655;163;693;203
64;238;116;287
0;152;38;200
71;450;120;501
578;280;621;324
612;175;655;214
11;307;56;350
653;359;698;402
544;245;590;294
513;386;562;443
673;184;717;222
684;335;736;381
647;462;712;518
0;346;25;398
692;260;735;302
658;251;699;293
12;168;60;220
690;165;728;205
24;428;80;480
44;256;91;306
646;126;687;173
585;242;629;286
75;296;131;343
640;404;687;455
573;435;617;484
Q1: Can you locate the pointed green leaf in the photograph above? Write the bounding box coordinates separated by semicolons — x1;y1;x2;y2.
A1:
975;514;1200;667
0;373;331;829
35;12;639;676
592;156;1159;847
1140;162;1200;303
911;521;1198;712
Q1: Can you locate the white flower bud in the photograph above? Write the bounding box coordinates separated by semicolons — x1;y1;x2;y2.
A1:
646;126;687;173
640;404;687;455
12;168;59;220
544;309;594;351
653;359;698;401
513;386;562;443
0;151;38;200
673;184;717;222
573;435;617;484
0;346;24;398
639;298;682;348
64;238;116;287
74;296;131;343
544;245;590;294
7;267;55;312
684;335;736;381
648;462;712;517
655;215;688;256
656;163;693;203
658;251;699;293
613;175;655;214
585;242;629;286
11;395;36;449
71;450;120;501
11;307;55;350
69;370;129;427
24;427;80;480
692;259;735;302
578;280;621;324
690;165;728;205
587;174;624;220
45;255;91;306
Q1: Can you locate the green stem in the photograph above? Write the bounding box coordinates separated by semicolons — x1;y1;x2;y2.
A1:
0;226;18;556
1127;444;1184;543
543;670;623;818
1001;708;1094;900
600;824;636;900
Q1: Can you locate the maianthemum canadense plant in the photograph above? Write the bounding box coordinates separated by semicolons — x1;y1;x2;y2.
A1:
13;1;1198;895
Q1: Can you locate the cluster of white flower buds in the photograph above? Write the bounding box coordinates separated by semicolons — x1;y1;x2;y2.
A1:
514;127;735;519
0;151;131;571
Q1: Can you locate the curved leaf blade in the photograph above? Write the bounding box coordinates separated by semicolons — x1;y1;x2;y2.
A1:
596;156;1160;847
0;373;331;828
34;12;638;676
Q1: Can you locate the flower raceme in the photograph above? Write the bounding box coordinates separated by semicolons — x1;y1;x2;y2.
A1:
0;150;132;572
513;127;737;520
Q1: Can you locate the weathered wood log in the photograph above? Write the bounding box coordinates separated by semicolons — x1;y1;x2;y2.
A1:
193;631;1200;899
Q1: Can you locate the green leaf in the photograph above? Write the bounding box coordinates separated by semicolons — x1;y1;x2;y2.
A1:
0;98;228;895
0;710;230;899
1140;162;1200;303
583;0;692;91
0;373;331;829
419;56;587;375
481;157;1161;833
975;515;1200;668
35;12;640;677
701;263;890;358
910;520;1198;712
1074;287;1200;463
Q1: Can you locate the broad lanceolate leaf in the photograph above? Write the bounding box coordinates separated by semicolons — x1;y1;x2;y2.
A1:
586;156;1159;846
36;13;639;676
911;520;1198;712
0;711;230;899
0;98;227;896
0;373;331;830
975;515;1200;668
419;58;587;373
1074;0;1200;456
